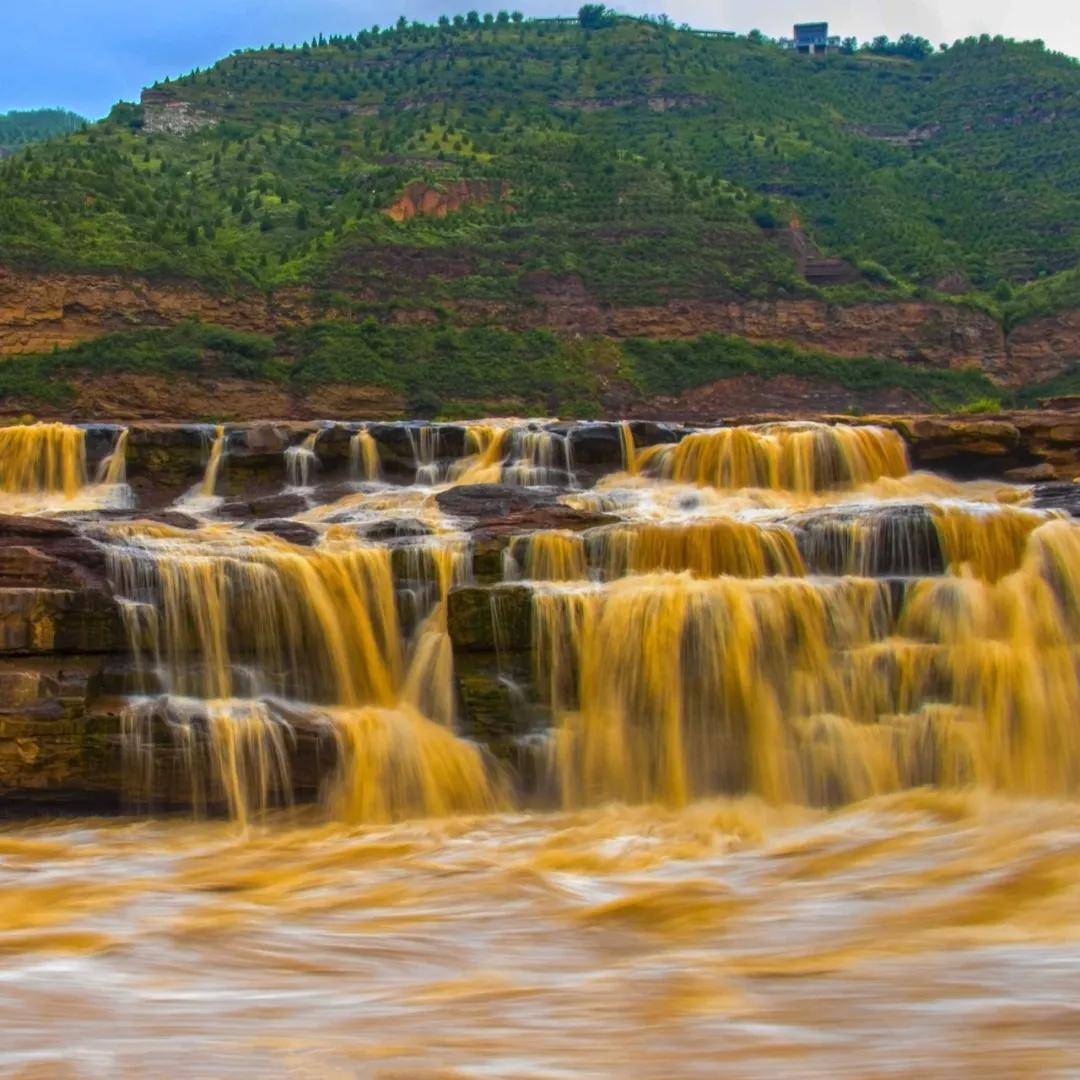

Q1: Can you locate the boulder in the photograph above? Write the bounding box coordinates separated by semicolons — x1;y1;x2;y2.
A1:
252;519;320;546
1004;463;1058;483
436;484;558;520
567;422;624;465
218;491;310;520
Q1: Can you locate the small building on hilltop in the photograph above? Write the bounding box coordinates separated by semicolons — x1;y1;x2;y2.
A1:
780;22;841;54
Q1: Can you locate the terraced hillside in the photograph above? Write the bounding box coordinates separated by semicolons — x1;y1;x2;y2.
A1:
0;15;1077;416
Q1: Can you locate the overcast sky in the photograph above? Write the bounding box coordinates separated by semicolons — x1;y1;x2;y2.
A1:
3;0;1076;119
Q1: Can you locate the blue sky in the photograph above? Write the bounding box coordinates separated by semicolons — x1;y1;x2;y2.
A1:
4;0;1076;119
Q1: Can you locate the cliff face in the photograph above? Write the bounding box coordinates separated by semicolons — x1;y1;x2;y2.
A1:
384;180;510;222
0;266;1076;389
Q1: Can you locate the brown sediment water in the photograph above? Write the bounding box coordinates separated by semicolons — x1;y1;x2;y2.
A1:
95;427;129;485
0;794;1078;1076
2;416;1079;1074
349;427;381;481
636;421;909;492
201;424;227;496
0;421;87;496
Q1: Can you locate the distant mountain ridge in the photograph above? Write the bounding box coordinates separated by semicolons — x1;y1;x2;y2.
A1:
0;108;85;155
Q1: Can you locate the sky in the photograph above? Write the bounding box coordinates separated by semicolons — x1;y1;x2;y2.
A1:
3;0;1077;119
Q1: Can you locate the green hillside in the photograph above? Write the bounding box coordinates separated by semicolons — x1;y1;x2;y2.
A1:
0;108;85;153
0;16;1076;313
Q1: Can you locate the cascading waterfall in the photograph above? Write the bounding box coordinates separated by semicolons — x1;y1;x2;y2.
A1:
619;421;638;475
15;413;1080;1073
285;431;320;488
0;422;87;496
85;416;1080;824
637;422;909;492
410;424;443;484
503;428;574;486
450;423;509;484
349;428;381;481
931;503;1049;580
107;523;497;822
592;520;805;579
450;422;574;486
527;515;1080;808
200;424;227;497
95;428;129;485
505;530;590;581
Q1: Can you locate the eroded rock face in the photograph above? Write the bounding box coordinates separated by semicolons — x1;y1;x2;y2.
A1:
1;266;1075;393
0;589;124;655
384;180;511;222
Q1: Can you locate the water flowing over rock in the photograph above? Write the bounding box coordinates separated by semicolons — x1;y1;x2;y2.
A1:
0;414;1077;820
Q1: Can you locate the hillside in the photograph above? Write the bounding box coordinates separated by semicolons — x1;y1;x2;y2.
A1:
0;108;85;154
0;15;1077;418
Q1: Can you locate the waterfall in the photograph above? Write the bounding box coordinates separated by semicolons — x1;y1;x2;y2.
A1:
637;422;908;492
0;422;87;496
95;428;129;485
201;425;227;497
285;431;320;489
349;428;381;481
529;516;1080;807
107;524;497;822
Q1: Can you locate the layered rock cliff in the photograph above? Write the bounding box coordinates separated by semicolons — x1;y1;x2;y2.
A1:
2;267;1076;390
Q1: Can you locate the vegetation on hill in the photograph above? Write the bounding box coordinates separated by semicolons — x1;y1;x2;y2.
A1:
0;109;85;152
0;319;1015;417
0;14;1075;324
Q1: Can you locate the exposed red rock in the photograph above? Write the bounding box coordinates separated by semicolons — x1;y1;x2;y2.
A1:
384;180;509;222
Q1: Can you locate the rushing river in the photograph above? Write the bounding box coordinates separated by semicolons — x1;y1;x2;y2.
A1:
1;417;1079;1074
2;794;1079;1076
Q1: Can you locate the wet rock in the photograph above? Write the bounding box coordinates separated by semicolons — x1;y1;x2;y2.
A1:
148;510;201;530
353;518;432;541
567;423;624;465
301;423;353;464
433;424;467;459
0;547;93;590
473;505;617;537
124;424;215;505
252;519;319;546
448;583;532;652
436;484;558;520
218;491;309;520
312;482;363;505
367;423;421;471
0;588;125;655
792;505;944;577
1030;482;1080;518
470;535;508;583
82;424;124;472
893;417;1031;478
626;420;685;448
0;514;78;540
454;652;544;744
0;699;121;808
0;517;109;586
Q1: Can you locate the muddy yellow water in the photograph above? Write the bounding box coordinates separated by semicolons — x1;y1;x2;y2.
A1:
1;793;1078;1077
4;418;1080;1073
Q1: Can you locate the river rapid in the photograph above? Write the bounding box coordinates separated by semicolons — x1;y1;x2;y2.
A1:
2;793;1079;1077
